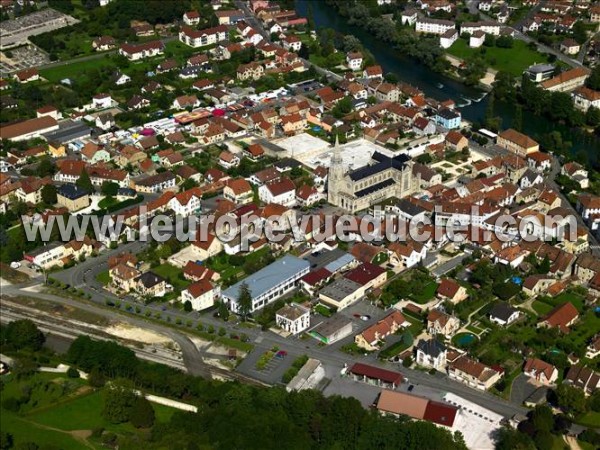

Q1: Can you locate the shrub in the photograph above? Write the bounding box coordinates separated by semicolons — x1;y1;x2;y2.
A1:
66;367;80;378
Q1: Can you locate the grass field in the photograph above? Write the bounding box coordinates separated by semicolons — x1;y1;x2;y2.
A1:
152;263;190;290
95;270;111;285
543;292;585;312
447;39;550;76
409;281;438;304
0;413;85;450
576;411;600;428
40;56;117;83
532;300;554;316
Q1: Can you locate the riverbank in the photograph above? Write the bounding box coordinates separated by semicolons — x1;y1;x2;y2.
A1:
445;54;497;90
295;0;600;162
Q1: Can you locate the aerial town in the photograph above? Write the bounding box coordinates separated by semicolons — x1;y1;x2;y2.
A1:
0;0;599;449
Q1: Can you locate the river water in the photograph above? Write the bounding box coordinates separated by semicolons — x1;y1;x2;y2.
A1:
295;0;599;162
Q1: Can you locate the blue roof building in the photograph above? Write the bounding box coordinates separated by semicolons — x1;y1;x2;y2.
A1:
222;255;310;313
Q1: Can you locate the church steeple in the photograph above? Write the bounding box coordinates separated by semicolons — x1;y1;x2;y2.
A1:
328;134;344;206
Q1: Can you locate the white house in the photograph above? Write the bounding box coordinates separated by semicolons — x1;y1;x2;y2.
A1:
415;339;447;370
92;93;112;109
24;242;66;270
276;304;310;335
346;52;363;71
488;303;520;326
183;10;201;26
181;279;219;311
258;178;296;207
572;87;600;112
169;190;201;217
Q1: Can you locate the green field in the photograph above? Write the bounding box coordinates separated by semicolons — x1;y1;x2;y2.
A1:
40;57;117;83
532;300;554;316
95;270;111;285
447;39;550;76
152;263;190;290
409;281;438;304
577;411;600;428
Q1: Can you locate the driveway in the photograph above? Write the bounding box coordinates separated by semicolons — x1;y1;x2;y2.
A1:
510;374;540;405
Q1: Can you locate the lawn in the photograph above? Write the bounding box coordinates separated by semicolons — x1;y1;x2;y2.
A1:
152;263;190;290
543;291;585;312
31;390;176;432
532;300;554;316
0;413;84;450
95;270;111;285
40;56;117;83
409;281;438;304
447;39;551;76
576;411;600;428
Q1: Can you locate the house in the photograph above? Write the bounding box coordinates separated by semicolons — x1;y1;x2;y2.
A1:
218;151;240;169
92;93;112;109
36;105;61;120
412;117;436;135
222;255;310;313
15;176;51;204
445;130;468;151
119;41;164;60
259;177;296;207
346;52;363;70
282;35;302;52
574;252;600;283
537;302;579;333
276;303;310;335
427;309;460;338
81;143;110;164
401;9;418;26
488;303;520;326
375;390;458;429
564;365;600;395
355;311;409;351
344;262;387;291
182;261;219;282
244;143;265;160
95;113;115;131
133;171;177;193
572;86;600;112
223;178;253;204
237;62;265;81
110;263;141;292
497;128;539;157
13;68;39;83
92;35;116;51
136;272;167;298
560;38;580;55
526;151;552;172
296;184;320;207
169;189;201;217
363;65;383;80
127;95;149;110
111;71;131;85
436;279;468;304
447;355;503;390
56;184;90;212
415;339;447;370
434;108;461;129
183;10;200;26
215;9;244;25
524;358;558;386
182;279;219;311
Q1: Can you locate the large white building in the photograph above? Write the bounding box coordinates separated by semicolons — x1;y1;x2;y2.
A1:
179;25;228;48
258;178;296;207
181;279;220;311
460;21;502;36
415;18;455;35
222;255;310;313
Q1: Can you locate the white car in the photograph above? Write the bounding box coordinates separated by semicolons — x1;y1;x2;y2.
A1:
9;261;21;269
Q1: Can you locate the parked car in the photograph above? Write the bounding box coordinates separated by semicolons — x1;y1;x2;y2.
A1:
10;261;21;269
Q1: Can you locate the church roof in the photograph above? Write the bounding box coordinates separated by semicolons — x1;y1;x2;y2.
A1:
348;152;410;182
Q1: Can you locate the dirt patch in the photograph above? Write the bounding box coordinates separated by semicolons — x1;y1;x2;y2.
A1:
70;429;93;439
0;263;30;283
105;323;171;344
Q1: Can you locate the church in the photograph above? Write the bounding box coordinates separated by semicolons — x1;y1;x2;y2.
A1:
327;138;417;212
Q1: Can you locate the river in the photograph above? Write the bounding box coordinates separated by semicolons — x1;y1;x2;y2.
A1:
295;0;600;163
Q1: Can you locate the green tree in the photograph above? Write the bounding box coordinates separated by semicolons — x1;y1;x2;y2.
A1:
0;432;13;450
493;427;535;450
530;405;553;433
88;367;106;387
76;168;93;193
587;65;600;90
66;367;80;378
102;385;137;424
572;21;587;45
237;282;252;321
41;184;57;205
101;181;119;196
512;105;523;132
218;301;229;321
3;319;45;351
129;396;155;428
555;384;587;417
183;300;193;312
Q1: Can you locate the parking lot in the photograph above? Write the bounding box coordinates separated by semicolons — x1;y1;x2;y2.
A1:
236;344;301;385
